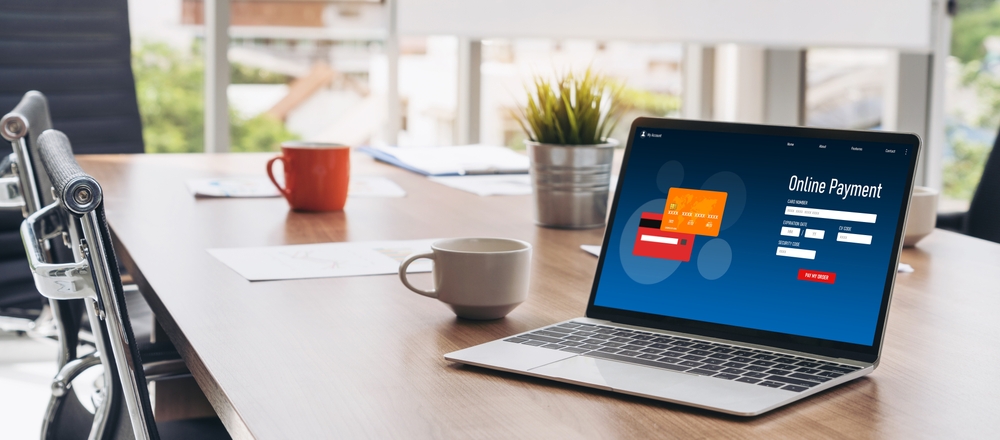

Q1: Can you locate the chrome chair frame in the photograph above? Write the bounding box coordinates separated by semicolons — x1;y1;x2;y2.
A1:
23;131;154;440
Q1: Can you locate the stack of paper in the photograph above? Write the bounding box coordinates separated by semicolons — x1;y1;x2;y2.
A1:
187;176;406;198
358;145;529;176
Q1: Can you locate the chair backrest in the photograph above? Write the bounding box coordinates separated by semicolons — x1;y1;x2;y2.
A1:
25;129;159;440
966;132;1000;244
0;0;144;155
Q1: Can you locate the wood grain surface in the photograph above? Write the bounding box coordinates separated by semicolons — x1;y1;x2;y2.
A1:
78;152;1000;439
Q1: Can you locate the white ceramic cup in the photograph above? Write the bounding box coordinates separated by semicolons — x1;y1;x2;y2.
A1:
903;186;939;247
398;238;531;320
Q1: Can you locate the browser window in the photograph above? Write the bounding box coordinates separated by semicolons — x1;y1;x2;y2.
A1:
593;127;912;346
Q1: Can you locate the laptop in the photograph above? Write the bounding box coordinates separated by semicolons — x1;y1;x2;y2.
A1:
445;117;920;416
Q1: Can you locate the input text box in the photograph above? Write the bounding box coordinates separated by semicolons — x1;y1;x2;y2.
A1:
785;206;877;223
640;235;679;245
836;232;872;245
776;246;816;260
804;229;825;239
780;227;801;237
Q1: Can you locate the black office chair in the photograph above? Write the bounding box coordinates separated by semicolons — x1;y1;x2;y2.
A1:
23;129;229;440
0;0;146;326
937;129;1000;244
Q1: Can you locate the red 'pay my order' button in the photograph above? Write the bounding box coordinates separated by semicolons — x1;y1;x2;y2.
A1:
798;269;836;284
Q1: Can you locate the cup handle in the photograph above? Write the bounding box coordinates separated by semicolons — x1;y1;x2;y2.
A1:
266;156;290;199
399;252;437;298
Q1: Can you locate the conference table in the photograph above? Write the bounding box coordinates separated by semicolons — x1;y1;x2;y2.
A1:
78;152;1000;439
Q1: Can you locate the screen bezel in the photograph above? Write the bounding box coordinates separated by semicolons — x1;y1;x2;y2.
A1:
585;117;921;364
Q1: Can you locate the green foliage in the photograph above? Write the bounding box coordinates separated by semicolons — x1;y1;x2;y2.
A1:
952;2;1000;63
132;41;298;153
618;88;681;116
231;63;292;84
943;136;991;199
514;69;624;145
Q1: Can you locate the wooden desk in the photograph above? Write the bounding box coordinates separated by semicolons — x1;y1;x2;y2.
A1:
79;153;1000;439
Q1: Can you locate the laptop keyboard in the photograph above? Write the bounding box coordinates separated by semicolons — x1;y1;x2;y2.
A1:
503;321;862;393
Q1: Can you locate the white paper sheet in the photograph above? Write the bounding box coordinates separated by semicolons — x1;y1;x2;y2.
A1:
209;239;439;281
580;244;915;272
364;144;529;176
187;176;405;198
428;174;532;196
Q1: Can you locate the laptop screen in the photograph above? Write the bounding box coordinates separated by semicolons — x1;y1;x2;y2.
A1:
589;120;918;359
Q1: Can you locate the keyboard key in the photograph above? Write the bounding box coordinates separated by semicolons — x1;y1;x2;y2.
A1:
535;330;566;338
691;344;713;350
714;373;740;380
722;362;748;369
628;340;653;346
689;350;713;356
731;356;754;363
631;335;654;341
685;369;719;376
547;327;574;334
671;341;695;347
649;343;671;349
795;367;821;374
593;328;616;335
681;355;706;361
743;371;768;378
765;369;789;376
722;368;745;374
589;334;614;340
574;331;597;337
673;337;692;341
765;375;820;387
541;344;565;350
504;337;528;343
651;337;673;343
618;350;643;357
584;351;690;372
732;351;754;357
640;348;664;354
622;345;646;351
668;347;693;353
582;338;606;345
701;359;725;365
597;347;621;353
772;364;796;370
736;377;761;384
795;361;821;368
710;347;734;353
752;354;776;360
678;361;703;368
555;323;580;329
774;357;797;365
613;332;633;337
610;337;632;343
560;347;590;354
818;371;844;378
708;353;733;360
819;365;858;374
789;373;830;383
782;385;809;392
579;344;603;350
745;365;770;372
638;354;660;360
750;360;776;367
522;340;547;346
757;381;784;388
700;365;725;371
601;342;625;348
656;356;679;363
523;334;563;344
563;335;586;342
560;341;583;347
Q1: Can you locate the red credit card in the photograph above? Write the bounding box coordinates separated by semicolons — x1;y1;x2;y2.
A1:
633;212;696;262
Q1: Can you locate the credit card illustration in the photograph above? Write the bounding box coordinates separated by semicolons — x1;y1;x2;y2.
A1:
633;212;696;262
661;188;728;237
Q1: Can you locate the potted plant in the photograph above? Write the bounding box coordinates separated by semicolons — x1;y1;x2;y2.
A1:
514;69;624;229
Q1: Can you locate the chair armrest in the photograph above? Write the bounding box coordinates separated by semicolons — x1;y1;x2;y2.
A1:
936;211;967;232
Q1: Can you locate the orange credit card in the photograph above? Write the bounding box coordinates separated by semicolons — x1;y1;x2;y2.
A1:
661;188;728;237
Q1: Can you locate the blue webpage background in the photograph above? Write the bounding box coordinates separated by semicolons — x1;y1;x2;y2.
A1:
593;128;912;346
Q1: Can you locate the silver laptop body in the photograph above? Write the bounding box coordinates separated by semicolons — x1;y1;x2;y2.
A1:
446;118;920;416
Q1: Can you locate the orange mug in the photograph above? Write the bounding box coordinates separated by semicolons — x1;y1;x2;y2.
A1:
267;142;351;211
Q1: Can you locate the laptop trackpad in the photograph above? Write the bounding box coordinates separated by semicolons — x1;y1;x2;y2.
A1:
529;355;696;393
